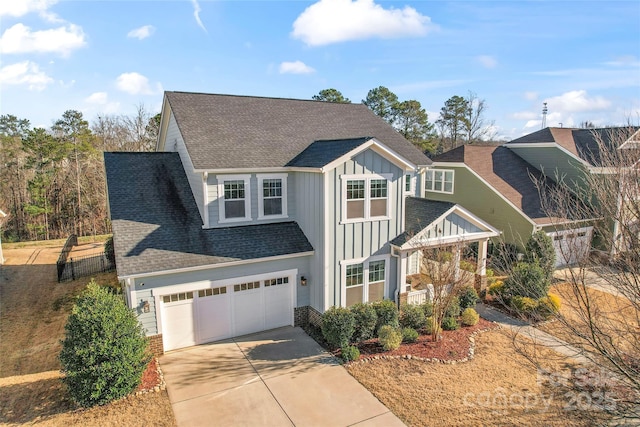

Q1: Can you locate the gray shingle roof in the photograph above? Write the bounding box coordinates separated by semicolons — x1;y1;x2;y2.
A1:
104;152;313;277
165;92;431;170
286;137;371;167
391;198;455;246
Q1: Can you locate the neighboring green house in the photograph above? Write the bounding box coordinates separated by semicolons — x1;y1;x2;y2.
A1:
104;91;499;354
430;144;594;267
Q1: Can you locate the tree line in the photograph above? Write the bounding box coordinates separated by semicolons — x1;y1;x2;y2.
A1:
313;87;497;154
0;106;160;242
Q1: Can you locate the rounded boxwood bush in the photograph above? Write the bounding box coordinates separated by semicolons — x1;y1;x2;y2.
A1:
321;306;355;349
421;302;434;317
401;327;419;343
458;286;479;310
441;316;460;331
505;262;548;299
59;281;150;407
372;300;399;334
460;307;479;326
341;345;360;362
350;303;377;343
378;325;402;351
399;304;426;330
445;297;461;318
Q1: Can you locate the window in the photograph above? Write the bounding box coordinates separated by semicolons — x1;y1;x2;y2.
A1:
162;292;194;303
405;174;413;193
342;258;387;307
198;286;227;298
218;175;251;222
342;174;391;222
265;276;289;287
233;281;260;292
257;174;288;219
425;169;454;194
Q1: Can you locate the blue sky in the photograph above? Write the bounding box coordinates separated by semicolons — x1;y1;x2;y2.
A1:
1;0;639;140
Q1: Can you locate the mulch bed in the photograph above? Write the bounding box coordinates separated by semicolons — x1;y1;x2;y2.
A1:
136;358;164;393
351;318;497;361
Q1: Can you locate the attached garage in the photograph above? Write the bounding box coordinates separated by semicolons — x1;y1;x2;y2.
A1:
549;227;593;267
158;270;296;352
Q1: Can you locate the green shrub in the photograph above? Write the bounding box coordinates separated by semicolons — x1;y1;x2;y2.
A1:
378;325;403;351
460;308;479;326
59;281;150;407
458;286;479;310
425;317;441;337
341;345;360;362
459;259;476;272
511;295;539;313
401;327;419;343
488;280;504;296
321;306;355;349
399;304;426;330
441;316;460;331
504;262;549;299
372;300;399;334
350;303;377;343
104;237;115;265
445;297;461;318
524;231;556;284
421;302;434;317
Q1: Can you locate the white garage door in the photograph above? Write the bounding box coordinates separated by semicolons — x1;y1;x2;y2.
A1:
161;271;295;352
550;227;593;267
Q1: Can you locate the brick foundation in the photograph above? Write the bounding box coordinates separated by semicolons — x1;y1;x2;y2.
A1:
147;334;164;356
308;306;323;327
474;274;487;294
294;306;309;327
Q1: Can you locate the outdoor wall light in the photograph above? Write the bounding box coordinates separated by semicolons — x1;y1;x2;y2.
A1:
142;300;150;313
300;276;308;286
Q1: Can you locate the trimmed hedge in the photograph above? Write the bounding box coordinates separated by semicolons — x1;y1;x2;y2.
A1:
372;300;399;334
399;303;426;330
350;303;377;343
321;306;355;349
378;325;402;351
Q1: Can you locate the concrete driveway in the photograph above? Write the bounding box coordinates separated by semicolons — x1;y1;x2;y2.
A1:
160;326;405;427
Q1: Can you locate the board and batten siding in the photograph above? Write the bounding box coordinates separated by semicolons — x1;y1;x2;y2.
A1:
325;149;404;308
424;166;533;247
206;173;297;228
164;112;205;222
133;255;313;336
291;171;325;313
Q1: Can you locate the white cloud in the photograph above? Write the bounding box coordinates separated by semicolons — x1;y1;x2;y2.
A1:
279;60;315;74
0;61;53;91
127;25;155;40
115;72;162;95
84;91;120;114
0;23;86;56
524;91;538;101
544;90;611;113
292;0;433;46
512;111;538;120
191;0;207;32
476;55;497;69
0;0;57;18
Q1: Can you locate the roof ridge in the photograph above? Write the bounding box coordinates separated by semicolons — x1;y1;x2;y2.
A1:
166;91;365;105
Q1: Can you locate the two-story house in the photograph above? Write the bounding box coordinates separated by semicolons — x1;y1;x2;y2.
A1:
429;126;639;266
104;91;499;353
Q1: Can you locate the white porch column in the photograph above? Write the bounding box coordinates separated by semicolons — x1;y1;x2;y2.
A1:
453;246;461;281
477;238;488;276
399;251;408;293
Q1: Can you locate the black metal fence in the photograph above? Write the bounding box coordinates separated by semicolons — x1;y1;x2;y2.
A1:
57;235;115;282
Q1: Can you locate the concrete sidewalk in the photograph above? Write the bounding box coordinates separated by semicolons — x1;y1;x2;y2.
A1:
476;303;592;365
160;327;405;427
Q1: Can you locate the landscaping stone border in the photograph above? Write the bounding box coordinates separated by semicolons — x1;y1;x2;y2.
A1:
133;358;166;396
347;323;499;366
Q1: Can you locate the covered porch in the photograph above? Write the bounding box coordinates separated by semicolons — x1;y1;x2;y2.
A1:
391;198;500;305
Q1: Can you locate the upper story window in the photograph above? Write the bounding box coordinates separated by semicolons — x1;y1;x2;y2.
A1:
257;174;288;219
425;169;454;194
342;174;392;223
218;174;251;223
404;173;414;195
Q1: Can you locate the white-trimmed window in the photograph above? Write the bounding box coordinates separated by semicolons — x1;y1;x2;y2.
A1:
404;173;414;195
342;174;392;222
425;169;454;194
342;257;388;307
257;174;288;219
218;174;251;222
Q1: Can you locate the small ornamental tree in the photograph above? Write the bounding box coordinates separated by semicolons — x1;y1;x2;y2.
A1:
59;281;150;407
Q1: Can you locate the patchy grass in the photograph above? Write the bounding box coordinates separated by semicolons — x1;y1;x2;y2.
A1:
0;242;176;426
3;234;111;249
347;329;606;426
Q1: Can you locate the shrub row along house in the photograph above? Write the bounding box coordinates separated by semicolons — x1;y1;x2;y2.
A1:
104;91;638;353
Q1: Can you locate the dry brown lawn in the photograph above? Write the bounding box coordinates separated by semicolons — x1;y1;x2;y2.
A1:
0;243;176;426
348;329;607;427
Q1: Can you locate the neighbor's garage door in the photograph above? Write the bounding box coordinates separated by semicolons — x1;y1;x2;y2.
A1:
549;227;593;267
161;272;294;352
